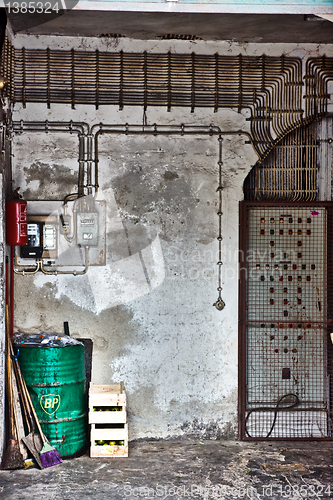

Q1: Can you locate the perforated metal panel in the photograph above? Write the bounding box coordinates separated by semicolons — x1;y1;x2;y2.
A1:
239;203;333;439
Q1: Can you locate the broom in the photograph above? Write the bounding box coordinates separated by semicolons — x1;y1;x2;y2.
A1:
9;340;43;469
18;365;63;468
1;306;24;470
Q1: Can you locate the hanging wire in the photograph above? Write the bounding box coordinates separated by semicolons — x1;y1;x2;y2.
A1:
213;135;225;311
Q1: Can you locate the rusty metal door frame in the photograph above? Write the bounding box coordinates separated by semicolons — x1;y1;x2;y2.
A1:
239;201;333;441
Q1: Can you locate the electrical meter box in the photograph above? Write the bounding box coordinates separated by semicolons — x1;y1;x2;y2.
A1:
21;215;58;259
21;222;43;259
76;212;99;246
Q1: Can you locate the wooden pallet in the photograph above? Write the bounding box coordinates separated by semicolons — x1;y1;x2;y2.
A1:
89;382;128;457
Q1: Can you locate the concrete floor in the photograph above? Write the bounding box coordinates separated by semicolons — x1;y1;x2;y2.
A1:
1;440;333;499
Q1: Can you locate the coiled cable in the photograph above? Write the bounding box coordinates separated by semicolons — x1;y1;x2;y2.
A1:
245;393;300;438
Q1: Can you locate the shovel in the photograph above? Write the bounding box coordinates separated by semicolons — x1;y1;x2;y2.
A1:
21;389;43;468
10;340;43;469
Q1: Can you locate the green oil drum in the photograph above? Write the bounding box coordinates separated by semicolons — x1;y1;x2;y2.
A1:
16;343;87;458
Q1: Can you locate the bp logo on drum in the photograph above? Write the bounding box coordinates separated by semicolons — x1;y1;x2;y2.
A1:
40;394;61;415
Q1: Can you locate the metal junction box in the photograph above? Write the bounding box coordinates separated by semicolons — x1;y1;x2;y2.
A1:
76;212;99;246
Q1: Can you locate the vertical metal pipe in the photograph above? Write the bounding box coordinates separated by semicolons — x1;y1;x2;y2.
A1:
143;51;147;112
10;246;14;337
86;133;92;196
95;49;99;110
78;134;84;198
119;50;124;111
22;47;26;108
47;47;50;109
214;52;219;113
191;52;195;113
238;53;242;114
71;48;75;109
167;51;171;112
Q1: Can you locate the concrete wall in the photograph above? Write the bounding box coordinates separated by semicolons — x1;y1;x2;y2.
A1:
8;34;333;441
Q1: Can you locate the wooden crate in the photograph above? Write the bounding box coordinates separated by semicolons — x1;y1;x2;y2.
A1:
89;382;128;458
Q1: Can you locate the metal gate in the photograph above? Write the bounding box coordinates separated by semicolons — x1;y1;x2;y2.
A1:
239;202;333;439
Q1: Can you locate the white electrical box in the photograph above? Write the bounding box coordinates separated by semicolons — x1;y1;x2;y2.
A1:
43;224;57;251
76;212;99;246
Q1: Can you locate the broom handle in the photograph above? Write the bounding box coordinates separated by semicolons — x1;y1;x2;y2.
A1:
13;359;30;431
9;340;33;435
8;338;47;445
19;369;47;445
5;306;16;441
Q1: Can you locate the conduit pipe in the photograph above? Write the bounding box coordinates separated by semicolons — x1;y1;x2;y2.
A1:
90;122;258;310
10;121;258;284
14;260;40;275
11;120;95;200
8;45;308;160
14;248;89;276
39;246;89;276
91;123;258;176
11;120;94;275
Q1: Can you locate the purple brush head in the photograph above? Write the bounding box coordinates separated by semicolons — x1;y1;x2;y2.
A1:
40;448;63;468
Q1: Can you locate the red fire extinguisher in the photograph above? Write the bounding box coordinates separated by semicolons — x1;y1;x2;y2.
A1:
6;188;28;246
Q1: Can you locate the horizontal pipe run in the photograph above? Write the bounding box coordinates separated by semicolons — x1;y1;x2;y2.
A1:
39;246;89;276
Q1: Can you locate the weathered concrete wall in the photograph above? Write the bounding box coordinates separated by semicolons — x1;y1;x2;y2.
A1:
8;35;333;441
